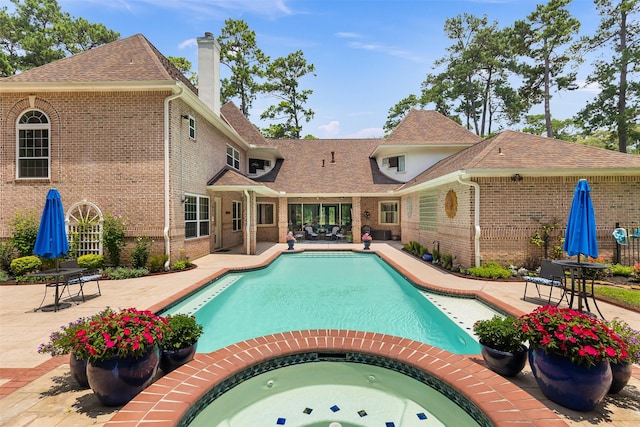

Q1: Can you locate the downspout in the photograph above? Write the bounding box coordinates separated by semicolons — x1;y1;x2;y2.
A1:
244;189;251;255
163;87;185;269
457;176;481;267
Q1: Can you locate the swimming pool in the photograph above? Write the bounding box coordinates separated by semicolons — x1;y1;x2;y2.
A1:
163;251;483;355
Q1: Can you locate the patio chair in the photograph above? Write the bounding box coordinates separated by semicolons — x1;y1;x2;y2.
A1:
305;226;318;240
523;259;568;305
327;226;344;240
61;259;102;302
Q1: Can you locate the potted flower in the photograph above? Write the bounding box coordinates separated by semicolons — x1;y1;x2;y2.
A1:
362;232;372;250
38;308;112;388
606;317;640;393
472;315;527;377
517;305;629;411
285;231;296;250
159;313;204;373
79;307;169;406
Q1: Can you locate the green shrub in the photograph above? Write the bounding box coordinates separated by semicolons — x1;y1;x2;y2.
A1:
440;252;454;270
171;259;192;271
0;270;9;282
473;315;524;353
148;254;168;273
131;236;152;269
609;264;633;277
467;262;513;279
10;255;42;276
103;267;148;280
0;239;16;272
77;254;104;270
103;213;127;266
161;313;203;349
10;210;39;257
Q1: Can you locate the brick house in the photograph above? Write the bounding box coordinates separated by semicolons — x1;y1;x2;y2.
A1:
2;33;639;268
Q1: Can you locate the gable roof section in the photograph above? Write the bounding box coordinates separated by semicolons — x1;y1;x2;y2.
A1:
1;34;197;93
220;102;270;146
401;130;640;190
386;109;483;145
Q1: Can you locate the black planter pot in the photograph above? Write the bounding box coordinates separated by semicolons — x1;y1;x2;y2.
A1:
609;361;632;394
69;354;89;388
480;344;527;377
160;343;197;373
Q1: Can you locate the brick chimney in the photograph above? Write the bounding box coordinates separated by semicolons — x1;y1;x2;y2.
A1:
197;32;221;116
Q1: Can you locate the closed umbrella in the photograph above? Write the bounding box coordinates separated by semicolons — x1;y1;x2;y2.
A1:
33;188;69;269
563;179;598;262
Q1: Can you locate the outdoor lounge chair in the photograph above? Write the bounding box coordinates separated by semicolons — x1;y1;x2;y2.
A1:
523;259;568;305
305;226;318;240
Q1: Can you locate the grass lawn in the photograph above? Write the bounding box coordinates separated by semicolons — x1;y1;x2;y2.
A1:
594;285;640;312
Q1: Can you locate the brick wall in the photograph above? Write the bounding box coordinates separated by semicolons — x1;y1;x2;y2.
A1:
401;175;640;268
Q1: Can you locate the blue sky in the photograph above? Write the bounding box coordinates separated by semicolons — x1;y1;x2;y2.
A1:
54;0;602;138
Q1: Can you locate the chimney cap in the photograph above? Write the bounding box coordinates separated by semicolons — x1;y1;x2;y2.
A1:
204;32;214;38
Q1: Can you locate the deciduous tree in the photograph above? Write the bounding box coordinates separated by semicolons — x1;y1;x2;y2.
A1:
0;0;118;76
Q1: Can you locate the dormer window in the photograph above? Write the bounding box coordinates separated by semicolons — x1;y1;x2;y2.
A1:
383;155;405;172
249;158;271;174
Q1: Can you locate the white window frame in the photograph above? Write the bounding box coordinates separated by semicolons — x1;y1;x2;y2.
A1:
232;200;242;232
16;109;51;179
382;155;405;173
184;194;210;239
257;203;275;226
227;145;240;170
379;201;399;225
188;115;196;140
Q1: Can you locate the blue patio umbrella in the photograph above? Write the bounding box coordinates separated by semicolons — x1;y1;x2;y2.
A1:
33;188;69;266
563;179;598;262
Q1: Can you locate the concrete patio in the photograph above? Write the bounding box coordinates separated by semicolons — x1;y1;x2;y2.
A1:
0;242;638;426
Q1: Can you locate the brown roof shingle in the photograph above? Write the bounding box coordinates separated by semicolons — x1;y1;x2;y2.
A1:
221;102;269;146
2;34;197;93
386;109;482;145
403;130;640;188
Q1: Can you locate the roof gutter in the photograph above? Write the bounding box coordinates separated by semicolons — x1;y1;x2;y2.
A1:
457;176;481;267
163;86;185;268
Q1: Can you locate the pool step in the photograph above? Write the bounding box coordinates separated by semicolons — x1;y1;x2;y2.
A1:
166;275;240;315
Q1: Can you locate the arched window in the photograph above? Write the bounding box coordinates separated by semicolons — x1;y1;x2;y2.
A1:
16;110;50;179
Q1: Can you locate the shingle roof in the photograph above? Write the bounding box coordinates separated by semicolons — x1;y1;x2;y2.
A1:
386;109;482;145
1;34;197;93
402;130;640;189
220;102;269;146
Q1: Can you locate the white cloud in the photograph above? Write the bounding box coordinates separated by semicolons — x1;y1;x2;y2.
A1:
347;41;427;64
318;121;340;137
574;80;601;93
347;127;384;139
336;32;362;39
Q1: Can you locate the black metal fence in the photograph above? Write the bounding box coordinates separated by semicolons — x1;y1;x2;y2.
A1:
613;223;640;266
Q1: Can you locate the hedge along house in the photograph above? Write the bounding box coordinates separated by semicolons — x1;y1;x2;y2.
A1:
2;33;640;268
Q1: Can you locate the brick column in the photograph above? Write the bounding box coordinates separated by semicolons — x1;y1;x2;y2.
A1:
352;196;362;243
278;197;289;242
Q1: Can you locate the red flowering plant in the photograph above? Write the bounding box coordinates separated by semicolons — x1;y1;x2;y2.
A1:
517;305;629;368
61;307;169;362
38;308;112;358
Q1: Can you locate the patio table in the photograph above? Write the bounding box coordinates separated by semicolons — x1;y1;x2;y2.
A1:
552;260;607;318
28;267;87;312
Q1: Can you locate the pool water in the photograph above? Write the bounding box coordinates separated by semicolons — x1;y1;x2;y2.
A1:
165;251;481;355
187;362;481;427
